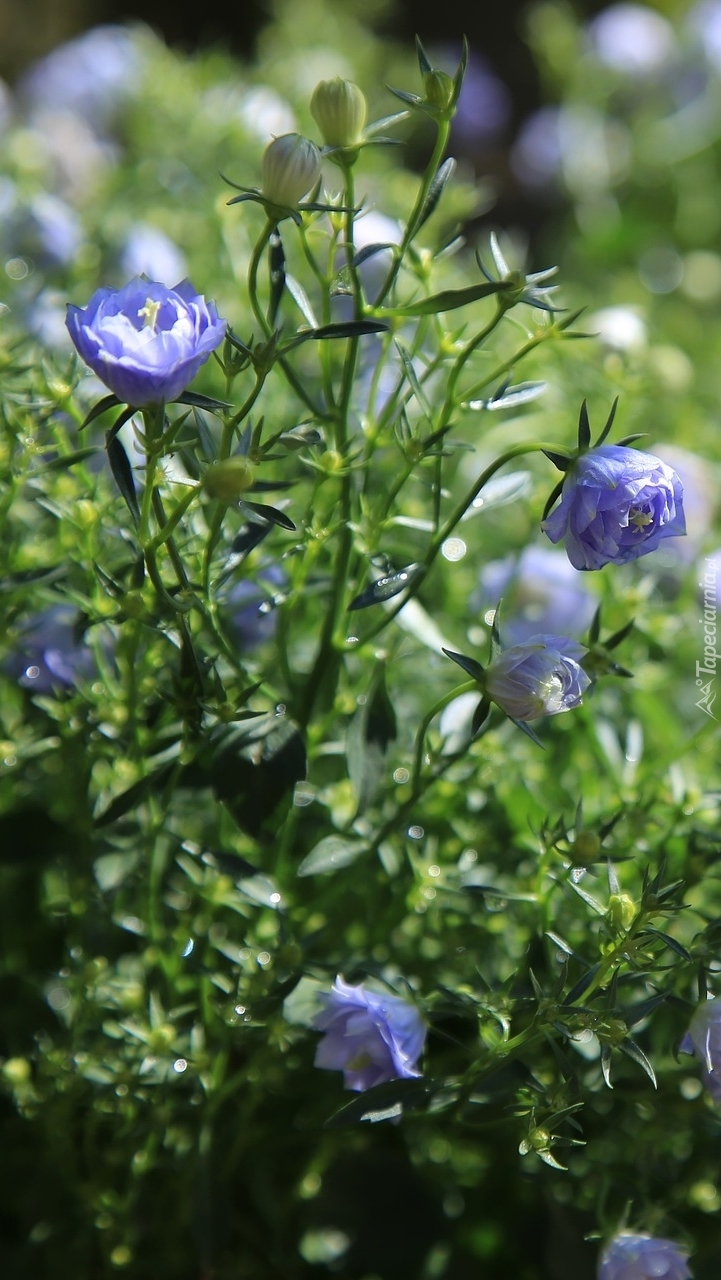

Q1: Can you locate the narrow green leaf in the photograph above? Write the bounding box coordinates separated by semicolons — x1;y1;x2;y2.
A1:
378;279;509;318
297;835;368;877
106;432;140;527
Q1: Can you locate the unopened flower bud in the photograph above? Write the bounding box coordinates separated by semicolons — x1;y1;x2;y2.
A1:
606;892;636;932
261;134;322;210
569;830;602;865
310;77;367;150
203;457;256;502
423;69;455;111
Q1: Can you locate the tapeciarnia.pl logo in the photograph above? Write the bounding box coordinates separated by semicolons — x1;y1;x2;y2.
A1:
696;555;718;718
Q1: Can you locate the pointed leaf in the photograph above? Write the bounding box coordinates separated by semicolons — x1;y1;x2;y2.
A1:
324;1076;431;1126
174;391;232;411
353;242;396;268
415;34;433;76
297;835;368;877
441;648;485;681
489;231;510;278
284;273;319;329
542;477;566;521
577;400;591;451
619;1037;657;1087
508;716;545;748
79;393;121;430
417;157;457;230
600;1041;614;1088
542;448;574;472
394;341;431;416
106;432;140;527
238;499;296;530
268;230;285;326
471;381;548;411
349;563;422;611
471;695;491;736
95;762;176;827
594;396;619;448
378;279;509;318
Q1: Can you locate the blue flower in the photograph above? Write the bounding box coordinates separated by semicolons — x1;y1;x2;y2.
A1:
66;277;226;407
542;444;686;570
313;976;426;1092
680;996;721;1099
598;1232;692;1280
485;634;590;721
4;606;96;693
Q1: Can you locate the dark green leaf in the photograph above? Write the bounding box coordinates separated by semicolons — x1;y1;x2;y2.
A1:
415;34;433;76
174;390;231;411
79;393;121;430
577;400;591;451
238;500;296;530
441;648;485;682
95;762;177;827
106;432;140;527
284;273;319;328
349;563;422;610
267;230;286;326
378;279;509;318
417;157;456;230
37;446;100;471
209;717;306;841
619;1037;657;1087
594;396;619;447
324;1076;432;1126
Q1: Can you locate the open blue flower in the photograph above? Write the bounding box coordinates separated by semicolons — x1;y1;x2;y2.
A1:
485;634;590;721
598;1232;692;1280
66;277;226;407
313;976;426;1092
542;444;685;570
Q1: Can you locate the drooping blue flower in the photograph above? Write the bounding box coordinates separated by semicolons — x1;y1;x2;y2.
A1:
485;634;590;721
680;996;721;1098
313;976;426;1092
597;1232;692;1280
66;277;226;407
542;444;686;571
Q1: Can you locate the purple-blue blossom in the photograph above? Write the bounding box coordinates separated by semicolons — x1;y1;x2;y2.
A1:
66;277;226;407
313;976;426;1092
597;1232;692;1280
680;996;721;1098
485;634;590;721
4;606;96;693
542;444;686;571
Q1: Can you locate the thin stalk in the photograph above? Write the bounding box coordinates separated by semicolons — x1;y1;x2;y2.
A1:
374;118;451;307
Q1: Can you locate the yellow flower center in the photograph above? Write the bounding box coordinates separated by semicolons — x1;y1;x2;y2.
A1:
138;297;162;330
629;506;653;530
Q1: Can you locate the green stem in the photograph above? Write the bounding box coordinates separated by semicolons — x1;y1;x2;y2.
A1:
350;441;552;648
412;680;477;789
374;118;452;307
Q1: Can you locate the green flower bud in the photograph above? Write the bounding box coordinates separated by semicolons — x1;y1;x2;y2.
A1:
569;830;602;865
606;892;636;932
310;77;367;150
423;69;455;111
261;134;322;209
203;457;256;502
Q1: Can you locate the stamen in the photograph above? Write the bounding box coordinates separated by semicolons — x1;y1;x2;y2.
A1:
629;507;653;531
138;297;162;330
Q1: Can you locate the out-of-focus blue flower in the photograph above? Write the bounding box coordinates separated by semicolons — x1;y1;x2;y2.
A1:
680;997;721;1098
5;193;84;270
224;566;286;652
120;225;187;287
472;546;597;645
447;48;510;152
18;25;144;134
313;976;426;1092
587;5;677;76
5;606;96;693
597;1232;692;1280
485;635;590;721
66;277;226;407
542;445;686;571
